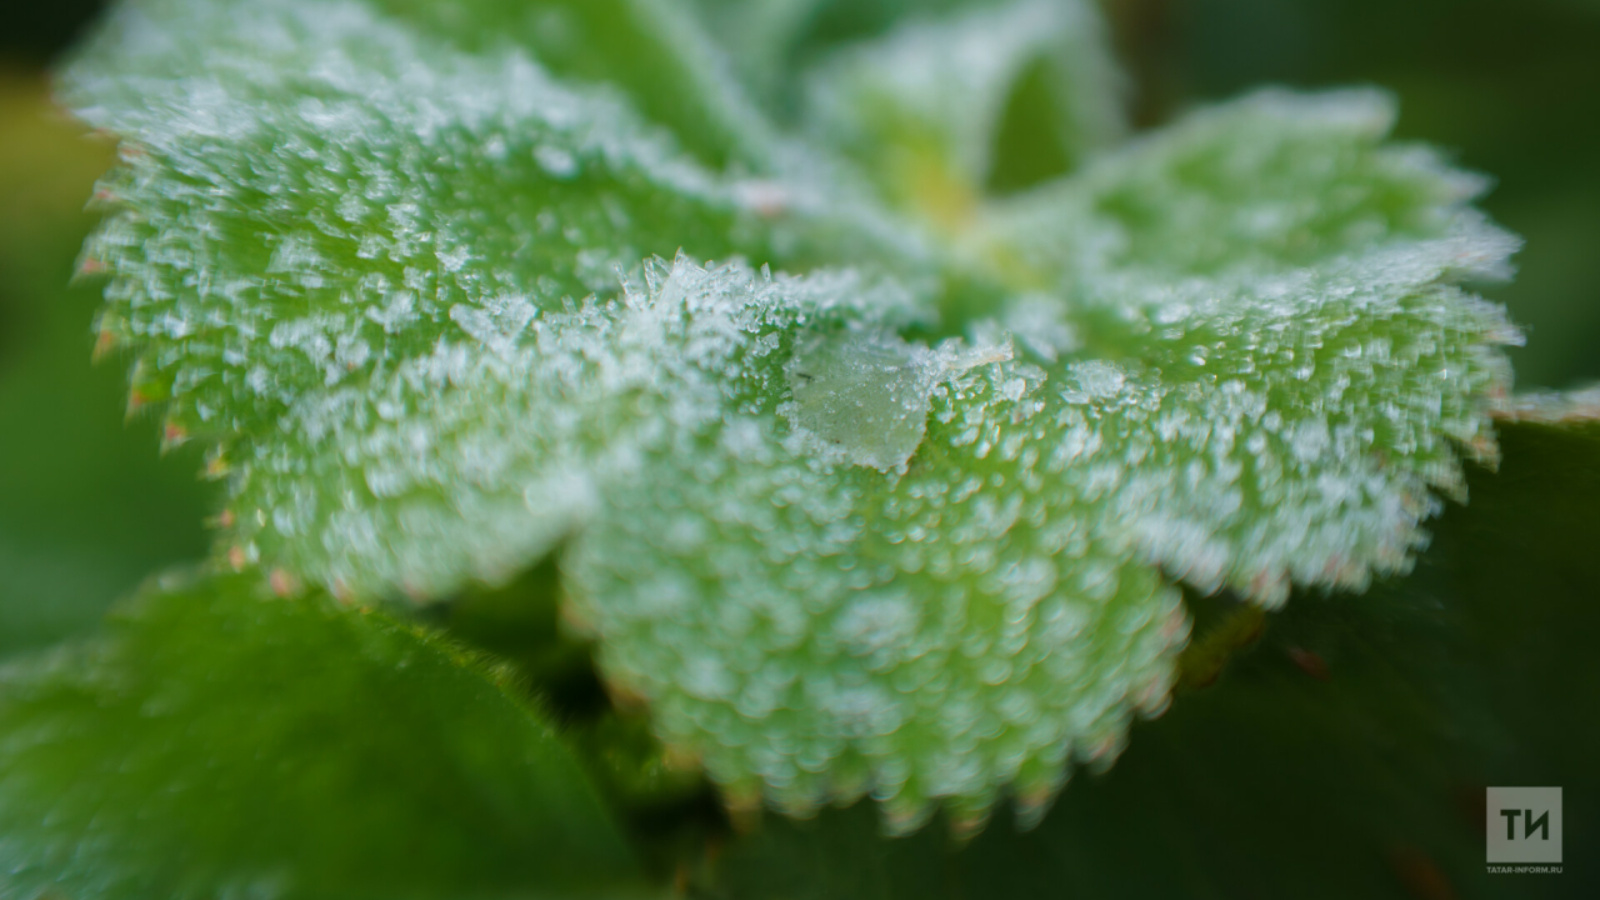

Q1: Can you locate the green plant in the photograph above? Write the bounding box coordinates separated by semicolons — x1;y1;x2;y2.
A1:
2;0;1596;897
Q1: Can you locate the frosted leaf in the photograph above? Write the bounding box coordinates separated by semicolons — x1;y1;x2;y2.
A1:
803;0;1123;224
225;253;918;598
1045;262;1516;604
59;0;928;596
567;271;1188;828
689;1;1046;111
564;174;1521;822
980;88;1515;282
973;89;1522;603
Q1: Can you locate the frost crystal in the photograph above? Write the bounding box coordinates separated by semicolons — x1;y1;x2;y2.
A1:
784;328;940;471
64;0;1522;832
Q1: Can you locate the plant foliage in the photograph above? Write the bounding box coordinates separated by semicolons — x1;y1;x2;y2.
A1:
1;0;1592;896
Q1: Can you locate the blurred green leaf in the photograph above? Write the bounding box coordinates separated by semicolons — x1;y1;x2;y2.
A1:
366;0;784;173
0;569;640;900
801;0;1123;222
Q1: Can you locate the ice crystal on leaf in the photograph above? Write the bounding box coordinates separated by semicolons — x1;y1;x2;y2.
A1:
60;0;1521;831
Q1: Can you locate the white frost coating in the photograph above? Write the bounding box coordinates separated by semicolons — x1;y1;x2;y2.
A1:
967;87;1521;604
1059;360;1126;404
981;87;1517;282
60;0;941;596
781;324;1027;471
1021;242;1517;606
63;0;933;434
239;255;924;596
570;330;1189;830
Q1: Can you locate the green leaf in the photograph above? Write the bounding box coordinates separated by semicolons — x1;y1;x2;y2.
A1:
565;260;1187;832
802;0;1123;226
1038;254;1514;605
979;88;1511;279
0;569;637;900
705;617;1487;900
368;0;785;173
974;90;1521;603
688;0;826;106
60;0;920;598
